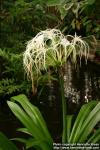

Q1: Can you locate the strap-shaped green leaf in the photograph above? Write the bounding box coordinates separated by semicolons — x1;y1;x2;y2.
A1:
78;102;100;142
17;128;31;135
69;101;98;142
7;94;53;150
7;101;45;141
10;94;52;143
66;115;73;143
25;138;50;149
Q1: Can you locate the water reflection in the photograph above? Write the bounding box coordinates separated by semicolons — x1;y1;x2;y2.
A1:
64;60;100;106
64;61;80;104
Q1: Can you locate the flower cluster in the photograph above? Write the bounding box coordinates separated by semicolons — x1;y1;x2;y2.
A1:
23;29;89;80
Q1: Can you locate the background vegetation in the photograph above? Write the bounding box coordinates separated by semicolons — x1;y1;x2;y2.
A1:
0;0;100;100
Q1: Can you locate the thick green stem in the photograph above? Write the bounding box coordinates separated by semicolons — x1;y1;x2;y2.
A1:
59;68;67;144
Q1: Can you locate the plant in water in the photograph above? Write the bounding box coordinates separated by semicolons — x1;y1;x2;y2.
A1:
2;29;100;150
23;28;89;142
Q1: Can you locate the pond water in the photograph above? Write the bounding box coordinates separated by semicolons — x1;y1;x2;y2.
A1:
64;60;100;112
0;60;100;147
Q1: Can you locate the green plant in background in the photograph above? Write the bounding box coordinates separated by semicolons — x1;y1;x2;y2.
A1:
6;94;100;150
0;0;58;51
46;0;100;38
0;49;31;98
47;0;96;19
1;0;99;53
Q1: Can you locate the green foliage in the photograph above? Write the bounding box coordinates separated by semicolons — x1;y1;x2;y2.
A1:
2;0;99;52
7;94;53;150
0;78;31;97
47;0;100;38
0;78;21;95
1;92;100;149
47;0;96;19
0;49;22;77
0;0;58;51
66;101;100;143
0;49;31;97
7;94;100;149
0;132;18;150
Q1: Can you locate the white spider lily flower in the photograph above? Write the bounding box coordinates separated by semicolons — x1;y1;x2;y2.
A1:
23;29;89;83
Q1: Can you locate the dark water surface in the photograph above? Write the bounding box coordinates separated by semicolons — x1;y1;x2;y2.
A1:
42;60;100;141
0;60;100;148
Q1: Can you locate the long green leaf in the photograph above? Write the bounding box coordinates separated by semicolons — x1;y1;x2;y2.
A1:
7;101;46;142
17;128;31;135
25;138;47;149
66;115;73;143
69;101;98;142
10;94;52;143
12;138;27;144
78;102;100;142
8;95;53;150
